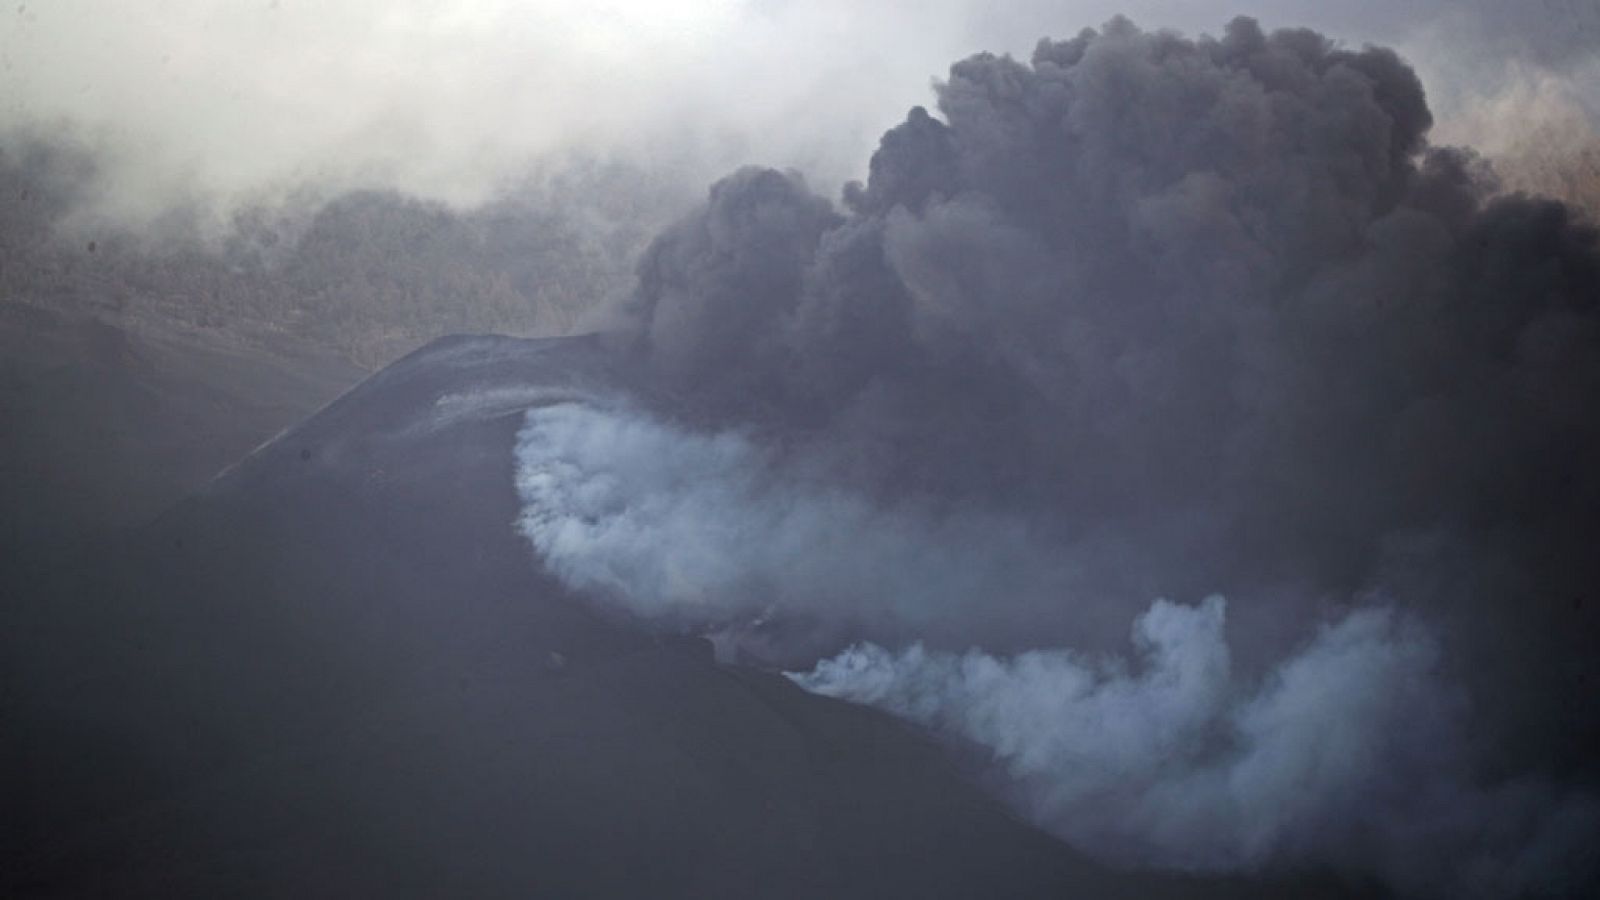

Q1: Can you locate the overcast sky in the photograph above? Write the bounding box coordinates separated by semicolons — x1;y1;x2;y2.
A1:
3;1;1597;220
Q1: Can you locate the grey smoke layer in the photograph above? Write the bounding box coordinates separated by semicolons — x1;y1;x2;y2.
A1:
513;16;1600;896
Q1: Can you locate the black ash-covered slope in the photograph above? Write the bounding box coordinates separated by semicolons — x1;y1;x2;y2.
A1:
0;299;362;552
3;333;1365;899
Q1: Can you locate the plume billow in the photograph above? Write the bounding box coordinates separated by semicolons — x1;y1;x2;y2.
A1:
509;16;1600;894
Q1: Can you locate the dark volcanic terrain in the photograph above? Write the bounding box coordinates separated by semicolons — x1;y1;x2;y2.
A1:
2;333;1370;898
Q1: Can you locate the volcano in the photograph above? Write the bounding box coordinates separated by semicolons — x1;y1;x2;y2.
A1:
2;333;1376;898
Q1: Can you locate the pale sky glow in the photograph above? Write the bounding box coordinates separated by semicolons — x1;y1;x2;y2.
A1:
2;1;1596;221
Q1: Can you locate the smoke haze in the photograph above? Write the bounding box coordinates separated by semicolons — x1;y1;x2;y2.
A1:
505;14;1600;895
3;2;1597;226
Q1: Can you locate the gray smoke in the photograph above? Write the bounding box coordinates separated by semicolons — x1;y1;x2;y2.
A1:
4;2;1596;227
619;14;1600;724
509;16;1600;896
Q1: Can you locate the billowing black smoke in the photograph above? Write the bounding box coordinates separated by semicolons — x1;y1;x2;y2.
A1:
513;16;1600;896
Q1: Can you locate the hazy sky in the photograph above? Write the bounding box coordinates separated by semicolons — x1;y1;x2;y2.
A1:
3;1;1597;221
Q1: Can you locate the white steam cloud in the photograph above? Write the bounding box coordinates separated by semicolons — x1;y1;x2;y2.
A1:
794;600;1598;898
513;400;1599;896
513;401;1097;645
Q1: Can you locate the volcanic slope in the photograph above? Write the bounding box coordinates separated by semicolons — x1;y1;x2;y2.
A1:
3;334;1374;898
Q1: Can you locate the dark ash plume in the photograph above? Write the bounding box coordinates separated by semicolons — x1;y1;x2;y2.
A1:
513;16;1600;896
620;13;1600;697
